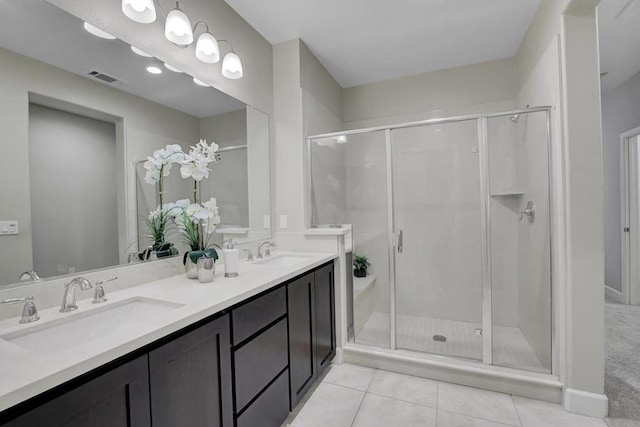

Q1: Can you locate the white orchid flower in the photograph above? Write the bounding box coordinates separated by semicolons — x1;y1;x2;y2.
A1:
142;145;186;184
148;207;163;220
179;139;219;182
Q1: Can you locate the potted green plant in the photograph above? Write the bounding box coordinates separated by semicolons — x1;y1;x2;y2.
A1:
353;254;370;278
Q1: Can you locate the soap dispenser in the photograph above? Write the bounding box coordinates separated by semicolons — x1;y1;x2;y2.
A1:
223;239;239;278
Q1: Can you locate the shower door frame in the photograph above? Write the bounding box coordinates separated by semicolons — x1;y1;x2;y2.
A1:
306;105;554;372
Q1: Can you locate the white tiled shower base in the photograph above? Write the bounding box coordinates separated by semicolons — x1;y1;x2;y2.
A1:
355;312;548;373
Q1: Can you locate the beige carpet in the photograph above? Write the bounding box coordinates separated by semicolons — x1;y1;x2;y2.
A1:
605;296;640;426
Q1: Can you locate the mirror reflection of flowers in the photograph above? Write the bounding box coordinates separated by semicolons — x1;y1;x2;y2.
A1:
177;139;222;264
166;198;222;260
141;144;186;256
180;139;220;181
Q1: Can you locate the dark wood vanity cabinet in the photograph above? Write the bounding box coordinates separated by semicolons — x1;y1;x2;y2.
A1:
148;314;233;427
8;355;151;427
288;264;336;407
314;262;336;375
231;286;290;427
0;261;335;427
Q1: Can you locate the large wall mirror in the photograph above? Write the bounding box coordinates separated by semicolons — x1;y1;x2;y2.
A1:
0;0;271;288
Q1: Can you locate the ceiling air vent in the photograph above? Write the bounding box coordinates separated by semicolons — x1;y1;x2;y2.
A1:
616;0;640;18
88;70;118;84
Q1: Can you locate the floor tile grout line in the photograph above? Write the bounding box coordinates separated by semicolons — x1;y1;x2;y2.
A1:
348;388;368;427
437;408;517;427
321;380;370;394
436;403;521;426
365;390;438;410
511;394;524;427
364;368;377;392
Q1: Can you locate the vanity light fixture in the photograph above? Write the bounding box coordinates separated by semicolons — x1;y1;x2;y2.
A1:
121;0;243;79
122;0;156;24
221;50;243;80
164;62;183;73
165;3;193;45
146;65;163;74
131;46;153;57
193;77;209;87
83;22;116;40
336;135;348;144
195;31;220;64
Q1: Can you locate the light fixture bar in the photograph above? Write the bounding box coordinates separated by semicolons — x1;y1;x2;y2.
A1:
122;0;243;79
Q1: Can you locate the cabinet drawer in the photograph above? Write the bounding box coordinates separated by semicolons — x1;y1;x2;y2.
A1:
236;370;289;427
232;286;286;345
234;318;288;411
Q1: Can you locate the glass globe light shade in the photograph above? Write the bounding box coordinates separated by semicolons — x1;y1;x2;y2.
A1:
221;52;243;79
122;0;156;24
195;32;220;64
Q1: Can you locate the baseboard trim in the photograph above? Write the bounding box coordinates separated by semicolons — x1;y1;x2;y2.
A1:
564;388;608;418
605;285;624;303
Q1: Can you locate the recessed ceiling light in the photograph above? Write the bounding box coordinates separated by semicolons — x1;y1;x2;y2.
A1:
164;63;183;73
83;22;116;40
146;66;162;75
193;77;209;87
131;46;152;57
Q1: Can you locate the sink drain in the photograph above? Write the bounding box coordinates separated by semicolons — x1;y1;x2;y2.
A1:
432;334;447;342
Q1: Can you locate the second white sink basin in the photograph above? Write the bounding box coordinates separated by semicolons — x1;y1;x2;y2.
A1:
254;254;313;267
1;297;183;355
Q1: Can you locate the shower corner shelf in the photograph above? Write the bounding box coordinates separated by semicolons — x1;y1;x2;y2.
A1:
489;191;525;197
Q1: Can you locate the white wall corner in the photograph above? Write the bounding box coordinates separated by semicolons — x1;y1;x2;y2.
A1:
563;388;608;418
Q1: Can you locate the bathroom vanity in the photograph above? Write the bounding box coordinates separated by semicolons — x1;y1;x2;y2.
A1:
0;253;336;427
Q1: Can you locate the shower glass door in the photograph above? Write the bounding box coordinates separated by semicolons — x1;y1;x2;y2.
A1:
391;120;484;361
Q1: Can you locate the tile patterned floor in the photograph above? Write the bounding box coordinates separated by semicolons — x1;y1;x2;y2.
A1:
284;363;608;427
356;312;548;373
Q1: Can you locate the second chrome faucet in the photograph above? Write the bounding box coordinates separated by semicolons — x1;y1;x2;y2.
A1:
60;276;118;312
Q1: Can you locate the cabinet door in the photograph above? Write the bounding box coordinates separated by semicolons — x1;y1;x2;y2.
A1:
314;263;336;374
11;355;150;427
149;314;232;427
287;272;316;408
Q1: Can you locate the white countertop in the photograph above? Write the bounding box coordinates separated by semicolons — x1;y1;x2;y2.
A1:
0;251;336;413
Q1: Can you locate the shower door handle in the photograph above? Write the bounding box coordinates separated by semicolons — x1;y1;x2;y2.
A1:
397;229;403;253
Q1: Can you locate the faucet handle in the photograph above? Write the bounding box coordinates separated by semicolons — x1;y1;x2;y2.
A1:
93;276;117;304
21;300;39;324
241;249;254;261
1;296;40;324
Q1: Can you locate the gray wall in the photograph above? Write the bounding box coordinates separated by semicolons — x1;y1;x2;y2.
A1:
601;70;640;292
342;58;518;129
29;104;118;277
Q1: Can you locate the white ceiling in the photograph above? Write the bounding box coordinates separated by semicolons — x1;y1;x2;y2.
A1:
0;0;244;118
225;0;541;88
598;0;640;92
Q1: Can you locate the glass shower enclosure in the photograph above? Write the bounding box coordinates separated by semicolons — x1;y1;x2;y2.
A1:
307;107;552;374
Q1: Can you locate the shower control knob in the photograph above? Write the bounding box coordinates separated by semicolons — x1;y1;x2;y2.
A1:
519;201;536;223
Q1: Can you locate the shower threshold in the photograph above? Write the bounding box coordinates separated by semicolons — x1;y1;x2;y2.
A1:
341;341;562;403
355;312;548;374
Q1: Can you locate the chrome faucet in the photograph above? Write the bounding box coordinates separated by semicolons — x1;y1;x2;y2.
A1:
19;270;41;282
1;296;40;323
257;240;276;259
60;277;93;312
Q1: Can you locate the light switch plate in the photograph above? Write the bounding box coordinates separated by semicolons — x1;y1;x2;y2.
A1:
263;215;271;229
0;221;19;235
279;215;288;229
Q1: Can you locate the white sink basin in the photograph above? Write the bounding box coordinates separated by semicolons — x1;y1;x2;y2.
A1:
254;254;313;267
1;297;182;354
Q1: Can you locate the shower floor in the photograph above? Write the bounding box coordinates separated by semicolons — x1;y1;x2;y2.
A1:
355;311;548;373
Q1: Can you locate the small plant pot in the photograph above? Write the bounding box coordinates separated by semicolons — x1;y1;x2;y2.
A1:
354;268;367;278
